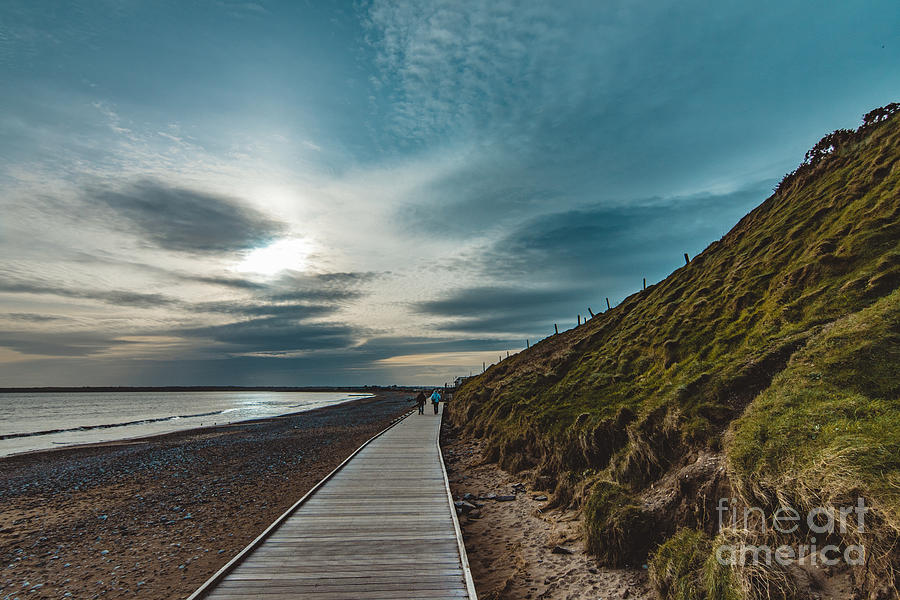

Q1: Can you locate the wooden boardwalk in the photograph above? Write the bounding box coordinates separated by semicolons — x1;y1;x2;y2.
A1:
189;404;476;599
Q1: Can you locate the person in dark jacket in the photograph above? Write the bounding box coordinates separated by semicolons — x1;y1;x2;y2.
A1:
415;391;427;415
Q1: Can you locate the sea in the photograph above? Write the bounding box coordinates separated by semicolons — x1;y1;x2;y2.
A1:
0;391;372;458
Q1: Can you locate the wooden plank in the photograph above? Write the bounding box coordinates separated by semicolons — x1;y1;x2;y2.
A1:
208;591;468;599
214;577;465;587
230;567;466;576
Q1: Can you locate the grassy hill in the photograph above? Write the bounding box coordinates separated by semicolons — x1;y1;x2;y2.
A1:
449;104;900;599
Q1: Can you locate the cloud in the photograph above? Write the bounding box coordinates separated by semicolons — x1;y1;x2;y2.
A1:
189;301;334;320
178;274;268;290
417;286;575;317
0;277;357;321
264;271;380;302
364;0;574;142
406;182;772;336
3;312;66;322
177;317;360;354
0;332;522;385
90;179;286;254
415;286;585;335
395;151;555;236
64;252;377;301
352;335;522;357
478;183;774;286
0;330;138;357
0;280;179;308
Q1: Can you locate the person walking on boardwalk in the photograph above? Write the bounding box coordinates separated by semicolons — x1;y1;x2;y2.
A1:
415;390;427;415
430;389;441;414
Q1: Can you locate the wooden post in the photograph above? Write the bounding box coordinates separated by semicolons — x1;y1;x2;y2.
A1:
577;314;581;325
526;339;530;348
499;355;502;363
506;351;510;359
643;277;646;290
588;307;594;318
554;323;559;334
606;297;611;310
483;362;486;373
684;252;690;265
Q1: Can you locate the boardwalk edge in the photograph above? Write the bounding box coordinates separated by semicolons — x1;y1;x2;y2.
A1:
437;407;480;599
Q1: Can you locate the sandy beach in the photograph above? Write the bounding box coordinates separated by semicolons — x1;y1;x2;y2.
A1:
0;392;411;600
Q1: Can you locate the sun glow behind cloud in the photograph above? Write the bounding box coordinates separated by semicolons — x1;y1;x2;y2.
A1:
234;238;313;276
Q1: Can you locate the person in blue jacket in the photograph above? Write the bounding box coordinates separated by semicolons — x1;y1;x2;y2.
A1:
430;389;441;414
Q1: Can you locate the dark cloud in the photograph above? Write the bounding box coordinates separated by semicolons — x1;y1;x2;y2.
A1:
90;180;285;254
181;275;268;290
171;270;377;301
0;353;391;387
177;317;358;354
433;314;558;336
417;287;579;318
0;271;372;316
0;331;137;357
0;281;178;308
265;271;379;303
0;331;519;385
3;312;66;322
189;301;334;320
481;183;772;285
415;286;586;336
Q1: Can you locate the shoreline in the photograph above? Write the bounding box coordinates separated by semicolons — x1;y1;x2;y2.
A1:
0;392;375;460
0;392;412;600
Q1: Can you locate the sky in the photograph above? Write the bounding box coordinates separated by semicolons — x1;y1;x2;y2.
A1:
0;0;898;386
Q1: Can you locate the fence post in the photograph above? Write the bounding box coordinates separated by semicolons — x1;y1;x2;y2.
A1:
684;252;690;265
577;314;581;325
554;323;559;335
606;297;610;310
526;339;530;348
643;277;646;290
588;307;594;318
483;362;486;373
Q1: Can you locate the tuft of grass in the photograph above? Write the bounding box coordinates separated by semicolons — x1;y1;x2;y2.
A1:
584;480;659;566
650;528;717;600
651;528;803;600
705;530;802;600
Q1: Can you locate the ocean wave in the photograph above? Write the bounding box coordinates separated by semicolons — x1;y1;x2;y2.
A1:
0;410;226;441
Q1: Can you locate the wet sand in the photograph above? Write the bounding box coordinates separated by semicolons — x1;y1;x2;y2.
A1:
0;392;411;600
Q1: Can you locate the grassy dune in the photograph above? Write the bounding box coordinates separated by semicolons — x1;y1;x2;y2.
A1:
449;105;900;598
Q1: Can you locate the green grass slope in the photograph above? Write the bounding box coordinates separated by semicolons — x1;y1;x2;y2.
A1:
449;104;900;598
